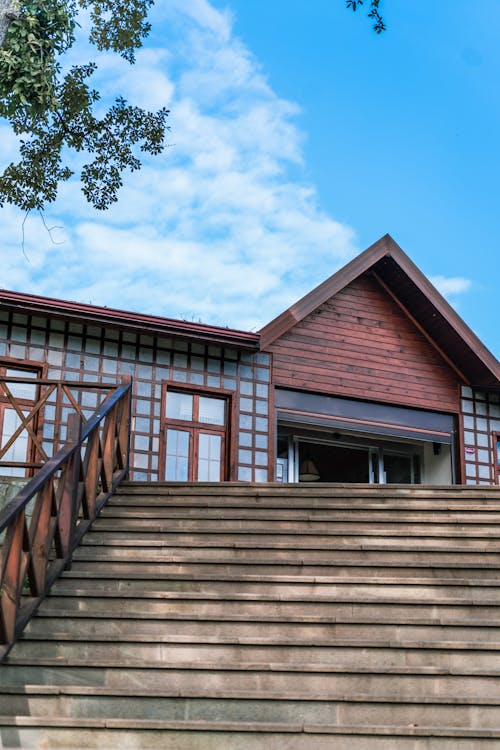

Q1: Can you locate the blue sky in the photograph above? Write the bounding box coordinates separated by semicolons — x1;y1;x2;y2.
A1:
1;1;498;355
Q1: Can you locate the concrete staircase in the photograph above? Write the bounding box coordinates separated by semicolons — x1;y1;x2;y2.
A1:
2;482;500;749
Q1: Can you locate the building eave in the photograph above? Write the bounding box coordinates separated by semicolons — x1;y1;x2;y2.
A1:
0;290;260;351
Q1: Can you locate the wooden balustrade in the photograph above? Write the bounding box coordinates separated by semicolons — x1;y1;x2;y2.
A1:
0;376;131;659
0;377;121;474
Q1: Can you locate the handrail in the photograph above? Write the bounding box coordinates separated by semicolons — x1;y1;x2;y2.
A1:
0;377;119;473
0;375;132;659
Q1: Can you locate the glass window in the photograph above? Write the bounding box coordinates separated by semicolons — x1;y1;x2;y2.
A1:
1;408;29;477
166;391;193;421
5;368;38;400
198;433;222;481
162;387;229;481
384;453;413;484
199;396;225;425
165;429;190;480
255;433;268;450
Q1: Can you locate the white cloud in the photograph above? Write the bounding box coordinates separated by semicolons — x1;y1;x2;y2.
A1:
0;125;20;168
430;275;472;298
2;0;360;330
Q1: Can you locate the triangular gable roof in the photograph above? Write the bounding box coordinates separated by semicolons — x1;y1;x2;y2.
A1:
260;234;500;388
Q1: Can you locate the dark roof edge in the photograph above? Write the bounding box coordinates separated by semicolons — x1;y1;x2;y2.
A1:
0;290;260;350
380;237;500;384
259;235;392;349
260;234;500;385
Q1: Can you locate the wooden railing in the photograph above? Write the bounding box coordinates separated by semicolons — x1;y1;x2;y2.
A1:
0;376;122;474
0;376;132;659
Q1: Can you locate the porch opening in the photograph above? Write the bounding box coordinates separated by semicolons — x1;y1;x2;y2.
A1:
276;429;453;485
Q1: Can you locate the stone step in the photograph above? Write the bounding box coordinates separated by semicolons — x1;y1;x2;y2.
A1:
43;579;500;604
52;560;499;594
85;526;500;544
99;507;500;524
4;481;500;748
67;553;500;574
102;498;500;512
11;639;500;670
3;687;500;729
1;719;500;750
34;596;500;624
22;616;500;646
2;663;500;698
117;490;500;499
117;481;500;498
86;525;500;567
76;538;500;558
106;500;500;523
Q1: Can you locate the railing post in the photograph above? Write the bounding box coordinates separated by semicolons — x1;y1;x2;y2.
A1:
119;375;132;476
67;412;82;444
0;510;28;644
0;378;132;657
57;414;82;562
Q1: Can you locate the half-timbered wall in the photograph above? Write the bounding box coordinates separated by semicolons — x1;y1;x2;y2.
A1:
266;273;460;413
0;309;271;482
2;295;499;486
461;387;500;485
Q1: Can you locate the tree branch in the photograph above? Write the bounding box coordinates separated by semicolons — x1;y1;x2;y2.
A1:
0;0;20;47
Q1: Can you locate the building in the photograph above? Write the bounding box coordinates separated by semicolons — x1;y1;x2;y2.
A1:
1;234;499;486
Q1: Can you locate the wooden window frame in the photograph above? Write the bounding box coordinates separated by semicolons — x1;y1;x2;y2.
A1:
159;382;234;482
494;432;500;485
0;360;44;476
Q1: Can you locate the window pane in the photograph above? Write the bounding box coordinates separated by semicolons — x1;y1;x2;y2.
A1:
165;428;190;480
166;392;193;421
384;453;412;484
199;396;225;425
1;408;29;476
197;433;221;481
4;368;38;401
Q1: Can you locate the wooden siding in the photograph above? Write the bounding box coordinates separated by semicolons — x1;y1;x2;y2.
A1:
266;273;461;413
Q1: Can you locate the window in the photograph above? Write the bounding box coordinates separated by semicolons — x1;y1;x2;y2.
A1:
278;430;424;485
161;386;229;481
0;364;41;477
165;428;190;481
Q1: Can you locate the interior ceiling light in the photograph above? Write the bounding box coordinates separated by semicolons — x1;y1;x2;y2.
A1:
299;458;320;482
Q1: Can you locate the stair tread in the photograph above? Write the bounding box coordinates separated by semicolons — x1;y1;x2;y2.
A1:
2;714;500;737
81;527;500;551
39;591;500;604
31;610;500;626
22;619;500;641
108;505;500;515
4;480;500;743
98;511;500;523
47;574;500;606
47;575;500;596
3;684;500;705
17;633;500;650
74;544;500;555
62;560;500;571
6;655;500;676
117;481;500;494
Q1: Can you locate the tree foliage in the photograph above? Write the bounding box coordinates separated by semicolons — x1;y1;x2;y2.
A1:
0;1;385;214
346;0;386;34
0;0;168;211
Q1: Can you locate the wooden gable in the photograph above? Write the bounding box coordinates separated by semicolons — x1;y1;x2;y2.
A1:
260;235;500;391
265;271;461;413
